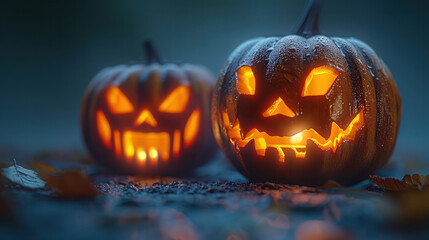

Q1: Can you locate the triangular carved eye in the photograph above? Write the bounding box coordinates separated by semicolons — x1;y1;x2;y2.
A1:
106;86;135;114
236;66;255;95
262;97;295;118
159;86;190;113
302;66;339;96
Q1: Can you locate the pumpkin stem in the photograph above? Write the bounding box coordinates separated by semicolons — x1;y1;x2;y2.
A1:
143;40;162;64
293;0;322;37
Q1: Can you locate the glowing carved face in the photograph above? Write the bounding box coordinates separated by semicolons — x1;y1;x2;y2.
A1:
95;85;200;166
222;65;365;162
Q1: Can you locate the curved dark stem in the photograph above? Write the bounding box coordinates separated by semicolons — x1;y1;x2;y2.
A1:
143;40;162;64
293;0;322;38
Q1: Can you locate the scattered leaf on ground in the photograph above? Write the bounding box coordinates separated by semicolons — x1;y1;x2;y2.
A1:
42;171;99;199
33;160;99;199
1;159;46;189
402;174;429;187
370;174;429;191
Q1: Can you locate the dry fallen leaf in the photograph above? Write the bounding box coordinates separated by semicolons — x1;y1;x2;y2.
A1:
42;170;99;198
1;159;46;189
33;160;99;199
371;174;429;224
402;174;429;187
370;174;429;191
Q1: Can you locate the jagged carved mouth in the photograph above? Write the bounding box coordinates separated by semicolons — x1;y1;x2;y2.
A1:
222;110;364;162
95;109;201;166
122;131;176;164
103;129;182;166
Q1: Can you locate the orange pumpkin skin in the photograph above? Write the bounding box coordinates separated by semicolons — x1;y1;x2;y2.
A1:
211;1;401;186
81;61;217;175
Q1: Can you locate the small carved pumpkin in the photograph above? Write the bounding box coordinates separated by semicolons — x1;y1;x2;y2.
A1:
81;41;217;175
211;0;401;186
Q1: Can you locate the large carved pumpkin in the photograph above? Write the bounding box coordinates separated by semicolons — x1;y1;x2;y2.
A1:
81;41;217;175
211;0;401;186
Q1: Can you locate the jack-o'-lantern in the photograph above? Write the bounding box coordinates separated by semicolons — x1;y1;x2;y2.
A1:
211;0;401;186
81;41;217;175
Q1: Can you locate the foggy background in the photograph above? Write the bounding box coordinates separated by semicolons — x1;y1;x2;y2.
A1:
1;0;428;158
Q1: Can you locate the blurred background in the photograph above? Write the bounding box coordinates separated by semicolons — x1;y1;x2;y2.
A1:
0;0;428;159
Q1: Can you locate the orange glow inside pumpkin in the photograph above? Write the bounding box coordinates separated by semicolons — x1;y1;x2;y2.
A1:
236;66;256;95
159;86;190;113
113;130;121;158
136;147;147;165
123;131;170;163
134;109;158;127
184;109;200;148
96;110;111;148
222;110;364;162
149;148;158;165
106;86;135;114
262;97;296;118
173;130;181;158
97;83;203;165
302;66;339;97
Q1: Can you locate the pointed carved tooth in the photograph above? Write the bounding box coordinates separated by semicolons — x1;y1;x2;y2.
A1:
149;147;158;165
254;138;267;157
136;147;147;166
173;130;181;159
330;122;342;152
113;130;122;158
293;148;306;159
123;132;134;162
276;147;285;162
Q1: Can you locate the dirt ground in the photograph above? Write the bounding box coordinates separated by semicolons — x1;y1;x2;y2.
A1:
0;149;428;240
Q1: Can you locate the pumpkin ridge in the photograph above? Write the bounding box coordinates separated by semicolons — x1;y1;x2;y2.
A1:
331;38;380;183
223;39;264;175
348;39;400;179
347;41;383;143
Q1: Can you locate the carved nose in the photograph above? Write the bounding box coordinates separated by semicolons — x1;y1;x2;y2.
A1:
134;109;157;127
262;97;296;118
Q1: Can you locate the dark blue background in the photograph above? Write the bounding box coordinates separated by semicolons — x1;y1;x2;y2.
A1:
1;0;428;158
